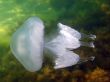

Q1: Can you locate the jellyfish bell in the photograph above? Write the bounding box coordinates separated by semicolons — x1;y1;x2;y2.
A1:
10;17;44;72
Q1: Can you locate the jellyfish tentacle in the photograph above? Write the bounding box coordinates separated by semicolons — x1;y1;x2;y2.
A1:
80;41;95;48
81;33;96;40
89;34;96;40
77;56;95;65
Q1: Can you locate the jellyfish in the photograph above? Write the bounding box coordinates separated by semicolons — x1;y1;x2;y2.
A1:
10;16;96;72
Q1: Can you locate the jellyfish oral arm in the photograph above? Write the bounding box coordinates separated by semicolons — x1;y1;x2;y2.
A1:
54;51;80;69
58;23;81;39
45;23;96;69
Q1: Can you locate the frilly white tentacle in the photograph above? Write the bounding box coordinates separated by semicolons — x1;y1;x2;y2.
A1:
45;23;96;69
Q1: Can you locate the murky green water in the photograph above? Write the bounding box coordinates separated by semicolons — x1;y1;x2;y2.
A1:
0;0;110;82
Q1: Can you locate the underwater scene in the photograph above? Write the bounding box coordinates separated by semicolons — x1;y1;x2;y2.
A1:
0;0;110;82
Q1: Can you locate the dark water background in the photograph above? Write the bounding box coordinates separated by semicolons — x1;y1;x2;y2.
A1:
0;0;110;82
